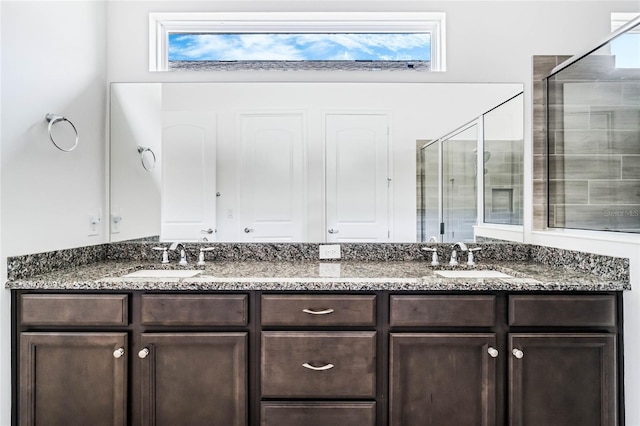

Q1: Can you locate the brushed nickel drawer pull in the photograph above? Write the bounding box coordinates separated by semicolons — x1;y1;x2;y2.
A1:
302;363;335;371
302;308;335;315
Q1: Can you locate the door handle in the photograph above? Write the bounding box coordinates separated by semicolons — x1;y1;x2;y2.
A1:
244;228;254;233
328;229;339;234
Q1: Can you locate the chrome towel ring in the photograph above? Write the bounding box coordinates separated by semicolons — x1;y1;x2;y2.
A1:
45;113;78;152
137;146;156;171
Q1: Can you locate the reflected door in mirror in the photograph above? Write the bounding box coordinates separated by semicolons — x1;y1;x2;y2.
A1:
325;114;390;242
238;113;305;241
161;111;216;241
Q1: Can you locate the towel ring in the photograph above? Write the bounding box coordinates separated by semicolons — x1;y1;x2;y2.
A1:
46;113;78;152
137;146;156;171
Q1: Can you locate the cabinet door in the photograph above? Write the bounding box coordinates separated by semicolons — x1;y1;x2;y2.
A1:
509;333;617;426
390;333;497;426
139;333;247;426
19;332;127;426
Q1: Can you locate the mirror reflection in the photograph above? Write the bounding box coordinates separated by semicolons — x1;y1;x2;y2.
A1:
110;82;523;243
419;92;524;243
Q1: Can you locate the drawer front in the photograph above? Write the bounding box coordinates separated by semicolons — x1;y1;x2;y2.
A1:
390;295;496;327
20;294;128;326
261;331;376;398
261;402;376;426
141;294;248;326
261;294;376;327
509;295;616;327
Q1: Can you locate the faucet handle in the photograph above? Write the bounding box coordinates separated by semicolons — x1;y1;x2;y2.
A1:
152;247;170;264
197;247;216;265
421;247;439;266
467;247;482;266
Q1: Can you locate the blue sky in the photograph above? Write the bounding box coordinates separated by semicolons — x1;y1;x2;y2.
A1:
169;33;431;61
611;33;640;68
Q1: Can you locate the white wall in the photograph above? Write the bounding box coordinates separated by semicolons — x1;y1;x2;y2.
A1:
0;1;108;424
0;1;639;425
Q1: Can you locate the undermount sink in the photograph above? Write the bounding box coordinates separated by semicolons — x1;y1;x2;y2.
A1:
434;270;512;278
122;269;203;278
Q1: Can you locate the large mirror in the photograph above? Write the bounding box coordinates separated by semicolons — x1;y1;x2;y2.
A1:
110;82;523;243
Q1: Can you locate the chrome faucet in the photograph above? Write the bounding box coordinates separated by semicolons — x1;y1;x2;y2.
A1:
449;242;468;265
169;242;188;266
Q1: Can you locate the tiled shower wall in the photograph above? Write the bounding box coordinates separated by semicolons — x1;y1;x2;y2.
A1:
547;55;640;232
532;55;571;230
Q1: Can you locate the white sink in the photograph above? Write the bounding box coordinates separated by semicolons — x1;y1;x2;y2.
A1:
122;269;203;278
434;270;512;278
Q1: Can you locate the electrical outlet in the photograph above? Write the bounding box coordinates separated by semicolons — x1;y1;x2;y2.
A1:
88;209;102;236
319;244;341;260
111;212;122;234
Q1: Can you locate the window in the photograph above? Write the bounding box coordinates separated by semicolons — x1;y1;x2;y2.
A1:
150;12;445;72
611;13;640;69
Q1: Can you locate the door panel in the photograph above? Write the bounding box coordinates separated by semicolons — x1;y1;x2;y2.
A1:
239;113;305;241
390;333;497;426
161;111;216;241
139;332;247;426
509;333;617;426
325;114;390;242
19;332;127;426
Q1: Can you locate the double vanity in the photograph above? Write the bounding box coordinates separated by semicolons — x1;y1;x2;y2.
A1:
7;242;629;425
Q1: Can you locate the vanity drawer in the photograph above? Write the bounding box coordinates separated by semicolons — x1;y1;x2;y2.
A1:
509;294;616;327
261;294;376;327
261;402;376;426
390;295;496;327
19;294;128;326
261;331;376;398
141;294;248;326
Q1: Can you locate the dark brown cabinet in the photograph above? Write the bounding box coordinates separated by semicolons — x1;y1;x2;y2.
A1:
14;291;622;426
509;333;617;426
389;333;497;426
19;332;128;426
139;332;247;426
261;331;377;398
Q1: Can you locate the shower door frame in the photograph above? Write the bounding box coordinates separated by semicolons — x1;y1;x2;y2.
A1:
421;117;483;243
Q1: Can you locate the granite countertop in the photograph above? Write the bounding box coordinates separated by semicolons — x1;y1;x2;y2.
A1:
5;259;630;292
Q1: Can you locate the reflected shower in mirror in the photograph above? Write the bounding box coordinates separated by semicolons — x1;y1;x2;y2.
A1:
418;92;524;243
110;82;524;243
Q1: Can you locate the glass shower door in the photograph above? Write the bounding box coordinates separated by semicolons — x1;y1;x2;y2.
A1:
442;124;479;242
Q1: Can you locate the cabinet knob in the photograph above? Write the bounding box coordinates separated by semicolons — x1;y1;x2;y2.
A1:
302;308;335;315
113;348;125;359
244;228;254;233
512;348;524;359
327;229;339;234
302;363;335;371
487;347;499;358
138;348;150;359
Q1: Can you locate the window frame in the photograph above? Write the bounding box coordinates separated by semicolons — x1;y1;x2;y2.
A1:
149;12;446;72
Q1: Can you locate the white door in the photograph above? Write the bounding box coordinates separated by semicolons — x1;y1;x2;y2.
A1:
161;111;216;241
238;113;305;241
325;113;390;242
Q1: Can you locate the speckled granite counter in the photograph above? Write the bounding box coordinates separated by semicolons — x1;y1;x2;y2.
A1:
5;259;630;292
